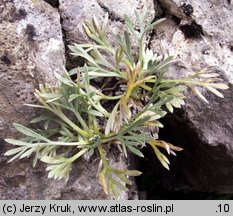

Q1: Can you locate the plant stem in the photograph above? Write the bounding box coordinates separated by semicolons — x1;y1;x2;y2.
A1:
98;145;108;168
56;108;90;138
70;148;89;162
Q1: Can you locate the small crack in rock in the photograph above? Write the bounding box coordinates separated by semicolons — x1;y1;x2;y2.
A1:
146;1;163;49
155;0;182;25
56;3;77;70
147;28;157;50
155;0;169;18
42;0;59;8
43;0;70;69
97;1;125;23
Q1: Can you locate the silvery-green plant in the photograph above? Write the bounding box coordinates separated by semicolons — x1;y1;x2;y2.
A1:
5;8;228;198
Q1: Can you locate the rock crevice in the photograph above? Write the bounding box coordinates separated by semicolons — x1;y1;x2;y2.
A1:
97;1;125;23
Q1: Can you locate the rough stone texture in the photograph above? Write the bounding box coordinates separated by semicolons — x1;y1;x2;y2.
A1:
141;0;233;196
0;0;66;199
154;0;233;82
0;0;65;138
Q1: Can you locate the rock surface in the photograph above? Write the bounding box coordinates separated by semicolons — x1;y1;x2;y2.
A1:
0;0;65;138
154;0;233;82
139;0;233;197
0;0;65;199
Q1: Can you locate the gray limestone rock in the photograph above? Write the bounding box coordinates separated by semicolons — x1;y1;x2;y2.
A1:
0;0;66;199
143;0;233;196
0;0;65;138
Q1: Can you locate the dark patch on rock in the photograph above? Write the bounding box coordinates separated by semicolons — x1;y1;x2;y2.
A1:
171;15;181;25
147;28;157;50
25;24;37;42
230;46;233;52
181;3;194;16
4;175;26;187
43;0;59;8
179;22;203;39
0;139;7;155
0;54;11;65
2;1;27;22
201;46;210;54
14;8;27;20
